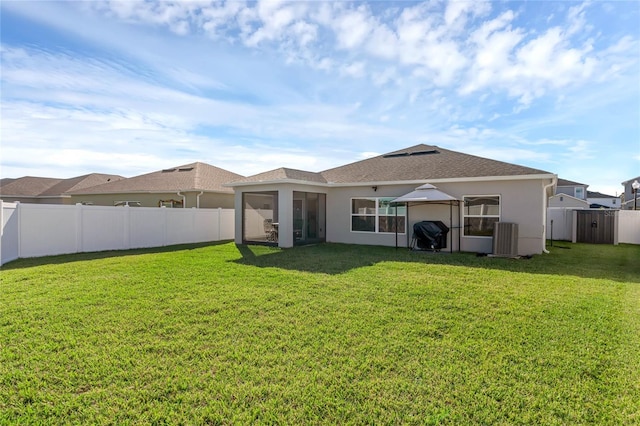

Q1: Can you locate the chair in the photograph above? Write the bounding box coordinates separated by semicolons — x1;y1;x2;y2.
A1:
263;219;277;242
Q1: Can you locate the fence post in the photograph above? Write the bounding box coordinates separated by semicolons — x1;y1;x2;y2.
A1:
75;203;83;253
613;210;619;246
124;205;131;250
162;205;168;246
17;201;22;259
0;200;3;263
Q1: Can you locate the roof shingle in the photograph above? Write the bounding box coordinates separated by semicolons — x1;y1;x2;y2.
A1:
68;162;243;194
233;144;553;186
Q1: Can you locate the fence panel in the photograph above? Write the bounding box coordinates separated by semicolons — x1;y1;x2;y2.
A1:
1;201;20;264
20;204;78;258
81;206;127;252
166;208;197;245
0;203;235;264
547;208;574;241
618;210;640;244
219;209;235;240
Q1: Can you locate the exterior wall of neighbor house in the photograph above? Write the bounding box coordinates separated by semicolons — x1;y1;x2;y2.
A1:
325;178;550;255
0;196;68;205
556;185;588;200
587;197;620;209
69;192;234;208
549;194;589;208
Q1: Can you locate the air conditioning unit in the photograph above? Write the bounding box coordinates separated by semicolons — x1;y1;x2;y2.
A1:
493;222;519;257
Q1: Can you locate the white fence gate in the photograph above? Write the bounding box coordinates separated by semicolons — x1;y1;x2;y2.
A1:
1;201;234;265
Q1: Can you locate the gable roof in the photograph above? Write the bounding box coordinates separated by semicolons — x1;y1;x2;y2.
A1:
230;144;553;186
41;173;125;196
321;144;550;183
0;174;125;199
0;176;63;197
587;191;618;199
68;162;244;195
557;178;587;187
231;167;327;185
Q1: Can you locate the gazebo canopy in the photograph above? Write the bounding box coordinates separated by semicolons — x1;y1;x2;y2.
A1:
391;183;458;204
391;183;460;252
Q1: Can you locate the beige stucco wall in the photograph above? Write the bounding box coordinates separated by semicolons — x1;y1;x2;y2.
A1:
234;177;552;255
0;196;68;204
325;179;550;255
69;191;234;208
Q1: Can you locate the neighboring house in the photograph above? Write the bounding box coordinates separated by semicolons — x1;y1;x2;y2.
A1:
587;191;620;209
548;193;589;209
67;162;243;208
228;144;556;256
0;174;124;204
621;176;640;210
555;178;588;200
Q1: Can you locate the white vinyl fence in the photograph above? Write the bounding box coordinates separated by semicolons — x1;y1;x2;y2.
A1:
617;210;640;245
1;201;234;265
546;207;640;245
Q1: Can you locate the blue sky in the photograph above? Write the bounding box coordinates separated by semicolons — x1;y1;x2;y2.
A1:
1;0;639;195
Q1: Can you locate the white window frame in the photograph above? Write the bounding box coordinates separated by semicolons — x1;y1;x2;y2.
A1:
350;197;406;234
462;195;501;238
574;187;584;199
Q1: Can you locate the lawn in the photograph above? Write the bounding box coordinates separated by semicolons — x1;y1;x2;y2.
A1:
1;242;639;424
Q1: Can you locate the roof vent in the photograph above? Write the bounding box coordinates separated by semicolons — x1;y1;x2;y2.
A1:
162;168;176;173
178;167;194;172
383;152;410;158
409;149;438;156
383;149;438;158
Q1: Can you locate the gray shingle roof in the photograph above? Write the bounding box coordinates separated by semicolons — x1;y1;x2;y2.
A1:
322;144;551;183
1;176;62;197
230;168;326;184
587;191;617;198
69;162;244;194
557;178;587;187
42;174;125;196
0;173;124;197
0;174;125;198
235;144;552;185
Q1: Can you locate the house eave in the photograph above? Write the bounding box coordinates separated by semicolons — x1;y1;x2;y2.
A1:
226;179;330;188
227;173;557;189
68;189;234;196
326;173;557;187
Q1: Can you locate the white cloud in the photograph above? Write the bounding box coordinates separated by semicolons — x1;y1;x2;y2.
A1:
340;61;365;78
331;4;374;50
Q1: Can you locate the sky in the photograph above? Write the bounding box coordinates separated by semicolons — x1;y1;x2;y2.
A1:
1;0;639;196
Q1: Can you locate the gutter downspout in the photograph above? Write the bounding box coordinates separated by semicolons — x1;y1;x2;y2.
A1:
196;191;204;209
177;191;186;208
542;177;557;254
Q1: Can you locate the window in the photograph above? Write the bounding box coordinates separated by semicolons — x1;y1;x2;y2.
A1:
463;196;500;237
575;187;584;199
351;197;406;233
159;199;183;208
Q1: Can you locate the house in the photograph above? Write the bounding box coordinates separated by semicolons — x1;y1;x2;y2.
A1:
67;162;243;208
587;191;620;209
555;178;588;200
0;174;124;204
621;176;640;210
228;144;556;255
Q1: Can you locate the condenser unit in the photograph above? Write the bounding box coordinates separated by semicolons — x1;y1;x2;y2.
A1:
492;222;519;257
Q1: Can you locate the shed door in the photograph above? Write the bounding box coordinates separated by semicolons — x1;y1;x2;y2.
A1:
576;210;615;244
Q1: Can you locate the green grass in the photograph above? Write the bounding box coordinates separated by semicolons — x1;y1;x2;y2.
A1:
1;242;639;424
